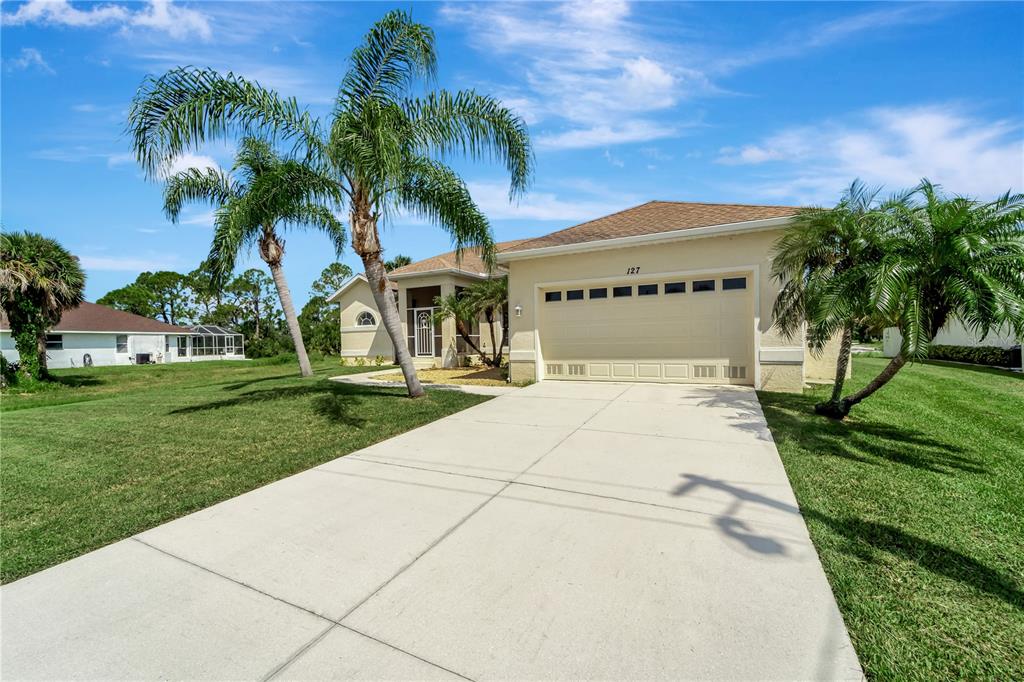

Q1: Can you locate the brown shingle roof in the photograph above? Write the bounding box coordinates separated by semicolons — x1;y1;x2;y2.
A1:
388;239;531;277
504;201;800;253
0;302;190;333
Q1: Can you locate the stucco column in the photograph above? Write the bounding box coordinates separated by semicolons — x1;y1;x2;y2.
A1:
439;280;457;367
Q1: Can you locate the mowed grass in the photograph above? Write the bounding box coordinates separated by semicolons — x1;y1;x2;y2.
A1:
760;356;1023;680
1;358;489;583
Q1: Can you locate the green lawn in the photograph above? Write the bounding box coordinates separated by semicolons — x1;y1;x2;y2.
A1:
760;356;1023;680
1;358;489;583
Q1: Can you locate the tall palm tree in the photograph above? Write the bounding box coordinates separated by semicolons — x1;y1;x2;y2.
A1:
0;231;86;380
162;137;344;377
825;180;1024;418
127;10;532;397
771;180;891;414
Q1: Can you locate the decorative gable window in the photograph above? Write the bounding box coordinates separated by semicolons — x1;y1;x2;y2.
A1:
357;311;377;326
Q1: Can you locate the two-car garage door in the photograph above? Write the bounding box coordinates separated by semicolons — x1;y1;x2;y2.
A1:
538;273;754;385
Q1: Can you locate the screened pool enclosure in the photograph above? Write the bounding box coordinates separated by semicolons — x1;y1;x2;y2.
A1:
182;325;245;359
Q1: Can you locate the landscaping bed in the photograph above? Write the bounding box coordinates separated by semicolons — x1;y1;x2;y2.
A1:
372;366;509;387
0;359;490;583
760;356;1023;680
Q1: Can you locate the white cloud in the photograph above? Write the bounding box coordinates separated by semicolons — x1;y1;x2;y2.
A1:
603;149;624;168
157;153;221;179
3;0;127;27
441;2;704;149
467;180;639;222
3;0;211;40
79;255;178;271
719;105;1024;204
709;5;949;74
127;0;211;41
537;121;679;151
177;210;216;227
5;47;55;74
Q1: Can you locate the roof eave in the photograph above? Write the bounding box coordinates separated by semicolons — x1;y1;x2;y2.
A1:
497;216;794;263
387;267;495;281
326;273;368;303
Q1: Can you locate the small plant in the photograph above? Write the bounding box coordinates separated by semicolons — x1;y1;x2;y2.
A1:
355;356;366;367
339;357;348;366
373;354;385;367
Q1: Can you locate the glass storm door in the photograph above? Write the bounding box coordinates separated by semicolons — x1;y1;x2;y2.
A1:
414;308;434;357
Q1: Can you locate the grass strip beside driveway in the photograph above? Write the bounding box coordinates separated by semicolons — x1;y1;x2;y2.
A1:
760;356;1023;680
1;359;489;583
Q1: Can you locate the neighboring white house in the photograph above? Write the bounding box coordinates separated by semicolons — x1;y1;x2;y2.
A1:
883;318;1022;367
0;302;244;369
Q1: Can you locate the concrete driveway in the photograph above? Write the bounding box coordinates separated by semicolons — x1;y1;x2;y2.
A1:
2;381;862;681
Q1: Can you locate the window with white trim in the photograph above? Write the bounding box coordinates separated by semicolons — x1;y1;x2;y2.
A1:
723;277;747;290
356;311;376;326
116;335;128;353
45;334;63;350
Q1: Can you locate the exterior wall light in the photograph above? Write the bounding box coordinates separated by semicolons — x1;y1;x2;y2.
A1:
514;304;523;317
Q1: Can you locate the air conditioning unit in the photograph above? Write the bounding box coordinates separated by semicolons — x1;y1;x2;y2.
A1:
135;353;152;365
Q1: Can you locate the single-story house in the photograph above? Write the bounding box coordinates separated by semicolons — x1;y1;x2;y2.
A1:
331;201;844;392
0;302;245;369
327;240;525;368
883;320;1022;368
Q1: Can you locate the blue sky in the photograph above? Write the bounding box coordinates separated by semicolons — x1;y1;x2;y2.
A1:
3;1;1023;308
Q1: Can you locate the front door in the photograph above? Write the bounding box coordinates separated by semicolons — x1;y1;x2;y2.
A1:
413;308;435;357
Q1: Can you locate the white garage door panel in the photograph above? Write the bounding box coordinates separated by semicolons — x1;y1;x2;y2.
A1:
539;277;754;385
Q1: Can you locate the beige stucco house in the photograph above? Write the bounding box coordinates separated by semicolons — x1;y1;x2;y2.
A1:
327;241;523;368
330;201;844;391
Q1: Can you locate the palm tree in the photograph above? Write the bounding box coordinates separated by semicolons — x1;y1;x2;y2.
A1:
771;181;891;414
464;276;509;366
0;231;86;380
162;137;344;377
431;292;489;362
127;10;532;397
824;180;1024;418
384;254;412;272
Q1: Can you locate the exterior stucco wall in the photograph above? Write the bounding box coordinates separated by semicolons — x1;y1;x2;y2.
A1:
1;331;172;369
505;227;807;391
804;331;851;382
883;319;1021;357
336;279;395;359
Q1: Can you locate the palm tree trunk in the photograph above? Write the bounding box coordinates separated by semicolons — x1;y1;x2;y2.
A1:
267;260;313;377
351;201;424;398
484;309;498;365
455;318;489;363
842;353;907;408
814;325;853;415
363;255;425;397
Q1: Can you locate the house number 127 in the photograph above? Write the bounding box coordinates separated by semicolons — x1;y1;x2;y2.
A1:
625;266;640;275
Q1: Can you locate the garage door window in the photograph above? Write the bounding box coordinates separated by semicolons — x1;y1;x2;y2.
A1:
544;291;562;302
638;284;658;296
589;288;608;299
566;289;584;301
723;277;747;290
664;282;686;294
613;286;632;298
693;279;715;292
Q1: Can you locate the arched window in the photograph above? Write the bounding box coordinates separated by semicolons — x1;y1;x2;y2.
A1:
356;311;376;327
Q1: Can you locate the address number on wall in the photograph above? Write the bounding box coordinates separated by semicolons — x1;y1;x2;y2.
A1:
625;266;640;275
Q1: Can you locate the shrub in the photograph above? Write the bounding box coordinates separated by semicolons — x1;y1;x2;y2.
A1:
927;344;1014;367
1;356;18;388
355;357;366;367
373;354;385;367
339;357;348;366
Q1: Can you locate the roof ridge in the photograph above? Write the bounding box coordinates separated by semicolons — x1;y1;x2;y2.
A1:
647;199;803;210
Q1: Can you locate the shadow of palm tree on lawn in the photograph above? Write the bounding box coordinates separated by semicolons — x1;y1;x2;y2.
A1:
805;508;1024;612
759;393;985;475
167;382;408;428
